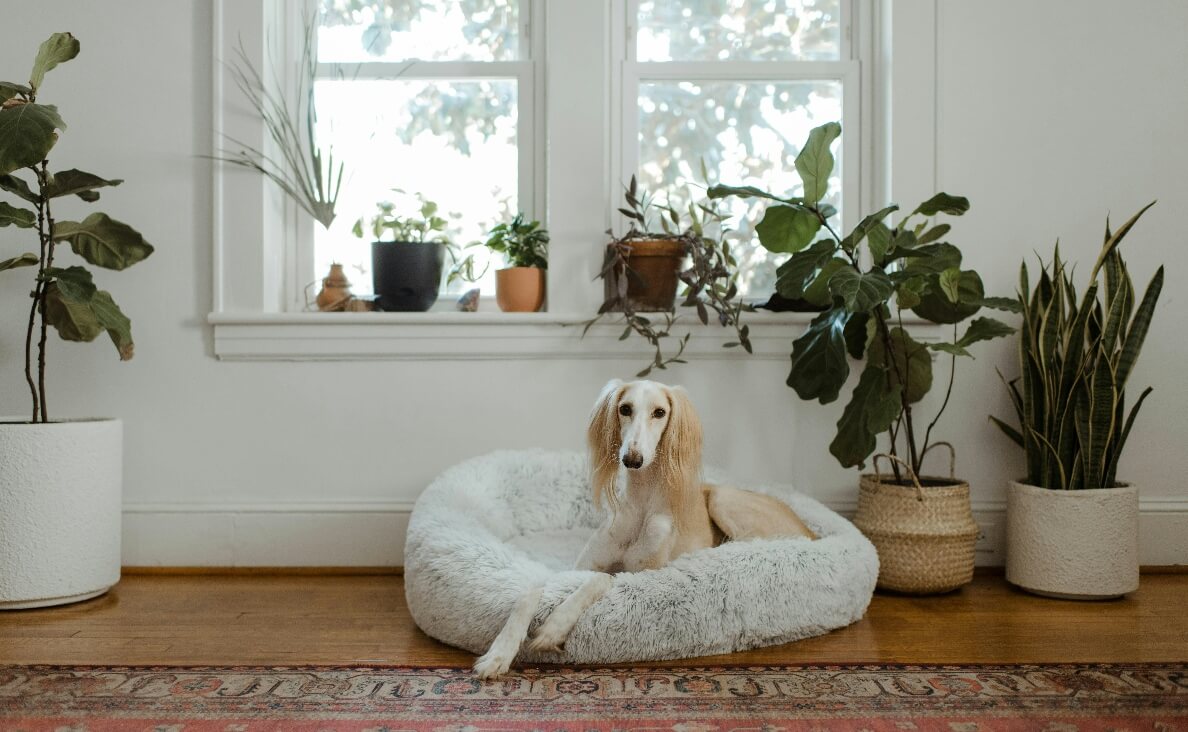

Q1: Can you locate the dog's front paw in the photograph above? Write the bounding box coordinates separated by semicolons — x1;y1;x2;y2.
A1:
525;626;567;654
473;650;513;679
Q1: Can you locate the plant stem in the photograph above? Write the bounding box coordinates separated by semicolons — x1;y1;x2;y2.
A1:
25;170;50;423
920;324;959;470
873;309;912;482
36;161;57;423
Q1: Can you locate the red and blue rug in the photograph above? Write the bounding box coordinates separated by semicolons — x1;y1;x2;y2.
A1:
1;662;1185;731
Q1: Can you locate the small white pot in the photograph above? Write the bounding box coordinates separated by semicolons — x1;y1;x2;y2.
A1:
1006;480;1138;599
0;419;122;609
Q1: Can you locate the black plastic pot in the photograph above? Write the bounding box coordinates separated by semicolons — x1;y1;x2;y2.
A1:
371;241;445;312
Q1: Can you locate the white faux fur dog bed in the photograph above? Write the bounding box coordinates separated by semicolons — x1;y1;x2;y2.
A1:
404;449;879;664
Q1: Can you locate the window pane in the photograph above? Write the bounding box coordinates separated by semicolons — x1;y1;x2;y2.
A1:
638;80;842;296
314;79;518;297
318;0;520;63
637;0;841;62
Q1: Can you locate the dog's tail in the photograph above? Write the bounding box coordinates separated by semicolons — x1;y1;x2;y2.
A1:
472;583;543;679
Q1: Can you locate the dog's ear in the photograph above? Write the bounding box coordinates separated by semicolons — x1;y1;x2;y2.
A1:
659;385;703;524
587;379;624;510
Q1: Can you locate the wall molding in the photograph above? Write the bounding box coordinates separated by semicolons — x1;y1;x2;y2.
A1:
122;496;1188;568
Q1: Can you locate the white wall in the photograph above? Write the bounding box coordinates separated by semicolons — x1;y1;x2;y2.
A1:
1;0;1185;567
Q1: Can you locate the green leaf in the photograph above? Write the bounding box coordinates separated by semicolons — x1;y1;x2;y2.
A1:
706;183;796;205
989;415;1025;448
775;239;836;299
0;81;33;104
830;363;902;469
938;267;963;303
1115;266;1163;389
53;212;154;270
896;242;963;278
928;341;973;358
802;257;847;307
755;204;820;253
0;200;35;228
843;311;871;359
870;326;933;403
867;222;893;263
913;192;970;217
43;281;103;342
0;103;66;176
916;223;951;245
911;270;985;324
957;316;1015;348
829;267;894;313
29;33;80;91
788;307;851;404
0;173;37;203
972;295;1022;313
0;252;39;272
795;121;841;203
90;289;135;360
44;169;123;201
895;279;925;309
840;205;899;254
41;264;96;302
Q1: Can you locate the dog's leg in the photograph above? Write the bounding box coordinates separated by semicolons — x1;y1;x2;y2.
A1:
473;584;543;679
622;514;676;571
525;573;613;653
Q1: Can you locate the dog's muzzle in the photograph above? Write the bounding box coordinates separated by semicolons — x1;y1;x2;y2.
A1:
622;451;644;470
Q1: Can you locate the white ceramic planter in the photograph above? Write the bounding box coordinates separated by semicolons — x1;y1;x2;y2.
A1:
1006;480;1139;599
0;419;122;609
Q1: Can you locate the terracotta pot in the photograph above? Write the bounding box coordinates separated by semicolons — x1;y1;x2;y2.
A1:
495;267;545;312
1006;481;1139;599
316;263;353;311
604;238;687;312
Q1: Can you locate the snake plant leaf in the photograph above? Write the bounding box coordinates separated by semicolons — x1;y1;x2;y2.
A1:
911;270;984;324
829;267;894;313
0;200;35;228
29;33;80;91
41;265;96;302
788;306;851;404
43;281;103;342
870;326;933;403
802;257;847;307
44;169;123;201
1081;355;1118;489
706;183;798;205
1089;201;1156;282
0;102;65;176
755;204;820;253
795;121;841;203
989;415;1025;448
0;252;39;272
912;193;970;217
1105;386;1153;487
830;362;902;469
1115;266;1164;388
775;239;835;299
53;212;154;270
0;173;37;203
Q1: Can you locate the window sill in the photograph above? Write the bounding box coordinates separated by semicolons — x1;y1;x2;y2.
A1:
208;310;942;362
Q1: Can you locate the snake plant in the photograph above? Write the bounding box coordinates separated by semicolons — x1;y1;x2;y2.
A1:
992;204;1164;490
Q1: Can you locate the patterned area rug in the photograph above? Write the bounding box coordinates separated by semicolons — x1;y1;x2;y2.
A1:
1;663;1185;731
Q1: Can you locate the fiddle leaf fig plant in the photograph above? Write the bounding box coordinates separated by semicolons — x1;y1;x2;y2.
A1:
1;33;154;423
710;122;1018;480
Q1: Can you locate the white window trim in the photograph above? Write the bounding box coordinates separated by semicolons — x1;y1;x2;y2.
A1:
210;0;933;362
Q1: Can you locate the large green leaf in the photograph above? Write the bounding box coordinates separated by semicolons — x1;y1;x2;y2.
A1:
42;264;96;302
866;222;893;263
0;173;37;203
973;295;1022;313
0;81;33;104
44;168;123;201
870;326;932;403
43;281;103;342
828;267;894;313
0;200;35;228
1114;266;1163;388
913;192;970;217
53;212;154;270
775;239;835;299
802;257;847;307
916;223;951;245
755;204;820;253
90;289;134;360
843;311;871;359
840;205;899;254
957;316;1015;348
795;121;841;203
705;183;795;205
788;306;851;404
830;363;902;468
896;242;963;278
29;33;80;91
911;270;985;324
0;252;39;272
0;103;65;176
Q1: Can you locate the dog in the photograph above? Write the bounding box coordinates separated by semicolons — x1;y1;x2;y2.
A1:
473;379;817;678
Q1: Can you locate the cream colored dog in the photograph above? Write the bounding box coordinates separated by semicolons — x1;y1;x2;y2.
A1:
473;379;816;678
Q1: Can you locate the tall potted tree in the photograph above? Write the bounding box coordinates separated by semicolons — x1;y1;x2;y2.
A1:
1;34;153;608
711;122;1017;594
992;205;1163;599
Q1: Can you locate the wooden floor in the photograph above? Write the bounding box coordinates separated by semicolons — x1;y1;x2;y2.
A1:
0;572;1185;666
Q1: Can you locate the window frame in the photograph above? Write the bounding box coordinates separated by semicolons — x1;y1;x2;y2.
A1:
209;0;908;361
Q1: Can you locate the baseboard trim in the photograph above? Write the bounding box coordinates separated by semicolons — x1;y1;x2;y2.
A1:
122;566;403;576
120;496;1188;568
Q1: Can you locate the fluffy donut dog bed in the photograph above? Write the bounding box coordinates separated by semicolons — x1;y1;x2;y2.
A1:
404;449;879;664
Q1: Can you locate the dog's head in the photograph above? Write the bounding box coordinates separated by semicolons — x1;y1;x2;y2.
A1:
587;379;702;512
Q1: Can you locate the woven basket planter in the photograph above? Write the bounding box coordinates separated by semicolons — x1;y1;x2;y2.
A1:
852;452;978;595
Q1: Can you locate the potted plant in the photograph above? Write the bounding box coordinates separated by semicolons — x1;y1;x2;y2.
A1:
991;205;1163;599
604;176;689;312
353;192;455;312
484;213;548;312
711;122;1017;594
1;33;153;608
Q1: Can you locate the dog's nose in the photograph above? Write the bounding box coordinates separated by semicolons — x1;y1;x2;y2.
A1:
622;452;643;469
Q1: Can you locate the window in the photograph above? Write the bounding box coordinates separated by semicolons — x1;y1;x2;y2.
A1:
618;0;857;296
309;1;542;297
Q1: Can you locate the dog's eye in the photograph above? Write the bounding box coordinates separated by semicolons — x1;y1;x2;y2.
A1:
652;408;666;419
619;404;633;417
